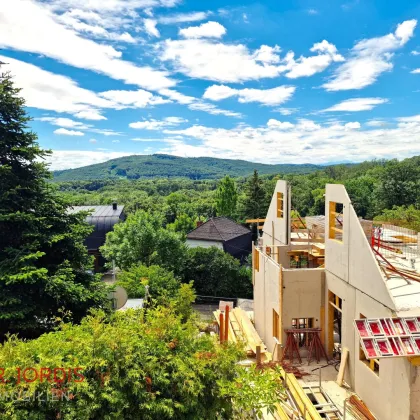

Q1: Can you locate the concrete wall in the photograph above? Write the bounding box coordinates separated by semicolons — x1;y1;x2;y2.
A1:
324;184;395;310
324;184;410;420
186;239;223;250
282;269;323;346
263;180;291;246
253;250;281;354
410;366;420;419
325;270;412;420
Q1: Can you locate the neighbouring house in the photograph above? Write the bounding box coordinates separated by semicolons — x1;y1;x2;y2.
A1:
186;217;252;262
68;203;125;271
253;180;420;420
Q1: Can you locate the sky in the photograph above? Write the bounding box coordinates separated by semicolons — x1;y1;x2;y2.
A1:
1;0;420;170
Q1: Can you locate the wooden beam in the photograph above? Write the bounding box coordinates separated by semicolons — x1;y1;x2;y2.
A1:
279;265;283;361
320;306;325;347
336;347;349;386
246;218;266;223
327;290;334;357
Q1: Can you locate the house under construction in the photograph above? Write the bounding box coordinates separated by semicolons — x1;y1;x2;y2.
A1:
253;180;420;420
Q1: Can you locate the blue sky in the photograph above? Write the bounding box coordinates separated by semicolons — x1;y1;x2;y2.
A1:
1;0;420;169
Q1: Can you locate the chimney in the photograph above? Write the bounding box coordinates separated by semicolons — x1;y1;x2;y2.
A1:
196;221;203;228
112;202;118;211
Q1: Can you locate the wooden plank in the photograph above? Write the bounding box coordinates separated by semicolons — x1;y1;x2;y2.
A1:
246;218;266;223
331;227;343;233
320;306;325;347
336;347;349;386
233;307;266;354
285;371;323;420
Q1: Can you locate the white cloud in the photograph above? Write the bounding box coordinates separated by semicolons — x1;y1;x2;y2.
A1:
112;140;120;143
187;102;242;117
323;97;388;112
162;39;284;82
54;128;85;136
397;114;420;123
273;107;298;115
0;0;175;91
157;117;420;164
2;56;171;121
203;85;296;105
179;21;226;39
90;128;124;136
37;117;91;129
253;45;282;64
2;55;113;117
412;50;420;56
366;120;387;127
285;40;344;79
144;19;160;37
411;68;420;74
129;116;188;130
89;138;97;143
74;110;107;120
56;10;136;43
307;9;319;15
323;20;417;91
267;119;294;129
131;138;161;142
99;89;170;108
162;38;341;83
47;150;138;170
344;121;361;129
158;11;208;25
158;88;196;104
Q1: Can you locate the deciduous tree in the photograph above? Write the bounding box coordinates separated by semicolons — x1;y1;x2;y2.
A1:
215;176;238;218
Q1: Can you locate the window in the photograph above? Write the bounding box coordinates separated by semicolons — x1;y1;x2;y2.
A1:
254;248;260;272
328;291;342;357
359;314;380;375
292;318;314;347
273;309;280;340
277;192;284;218
328;201;343;241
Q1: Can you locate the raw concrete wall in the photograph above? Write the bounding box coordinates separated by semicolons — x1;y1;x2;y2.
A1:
324;184;395;310
324;183;410;419
263;180;291;246
282;269;323;345
325;271;412;420
410;366;420;419
354;291;411;420
253;250;281;354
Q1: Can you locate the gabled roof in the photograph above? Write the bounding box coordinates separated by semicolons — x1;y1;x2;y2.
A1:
187;217;251;242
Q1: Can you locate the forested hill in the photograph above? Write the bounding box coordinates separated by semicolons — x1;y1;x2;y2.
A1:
52;154;323;181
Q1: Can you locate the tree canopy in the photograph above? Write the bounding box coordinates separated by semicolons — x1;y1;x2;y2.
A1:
0;71;108;339
100;210;187;276
215;176;238;218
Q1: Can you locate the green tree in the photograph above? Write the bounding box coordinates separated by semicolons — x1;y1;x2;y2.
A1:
215;176;238;218
240;170;267;220
376;157;420;211
167;213;197;235
0;305;282;419
101;210;187;276
375;205;420;232
116;264;180;300
0;71;108;339
184;247;252;298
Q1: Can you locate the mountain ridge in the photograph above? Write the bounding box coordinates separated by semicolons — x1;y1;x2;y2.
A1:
52;154;326;181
